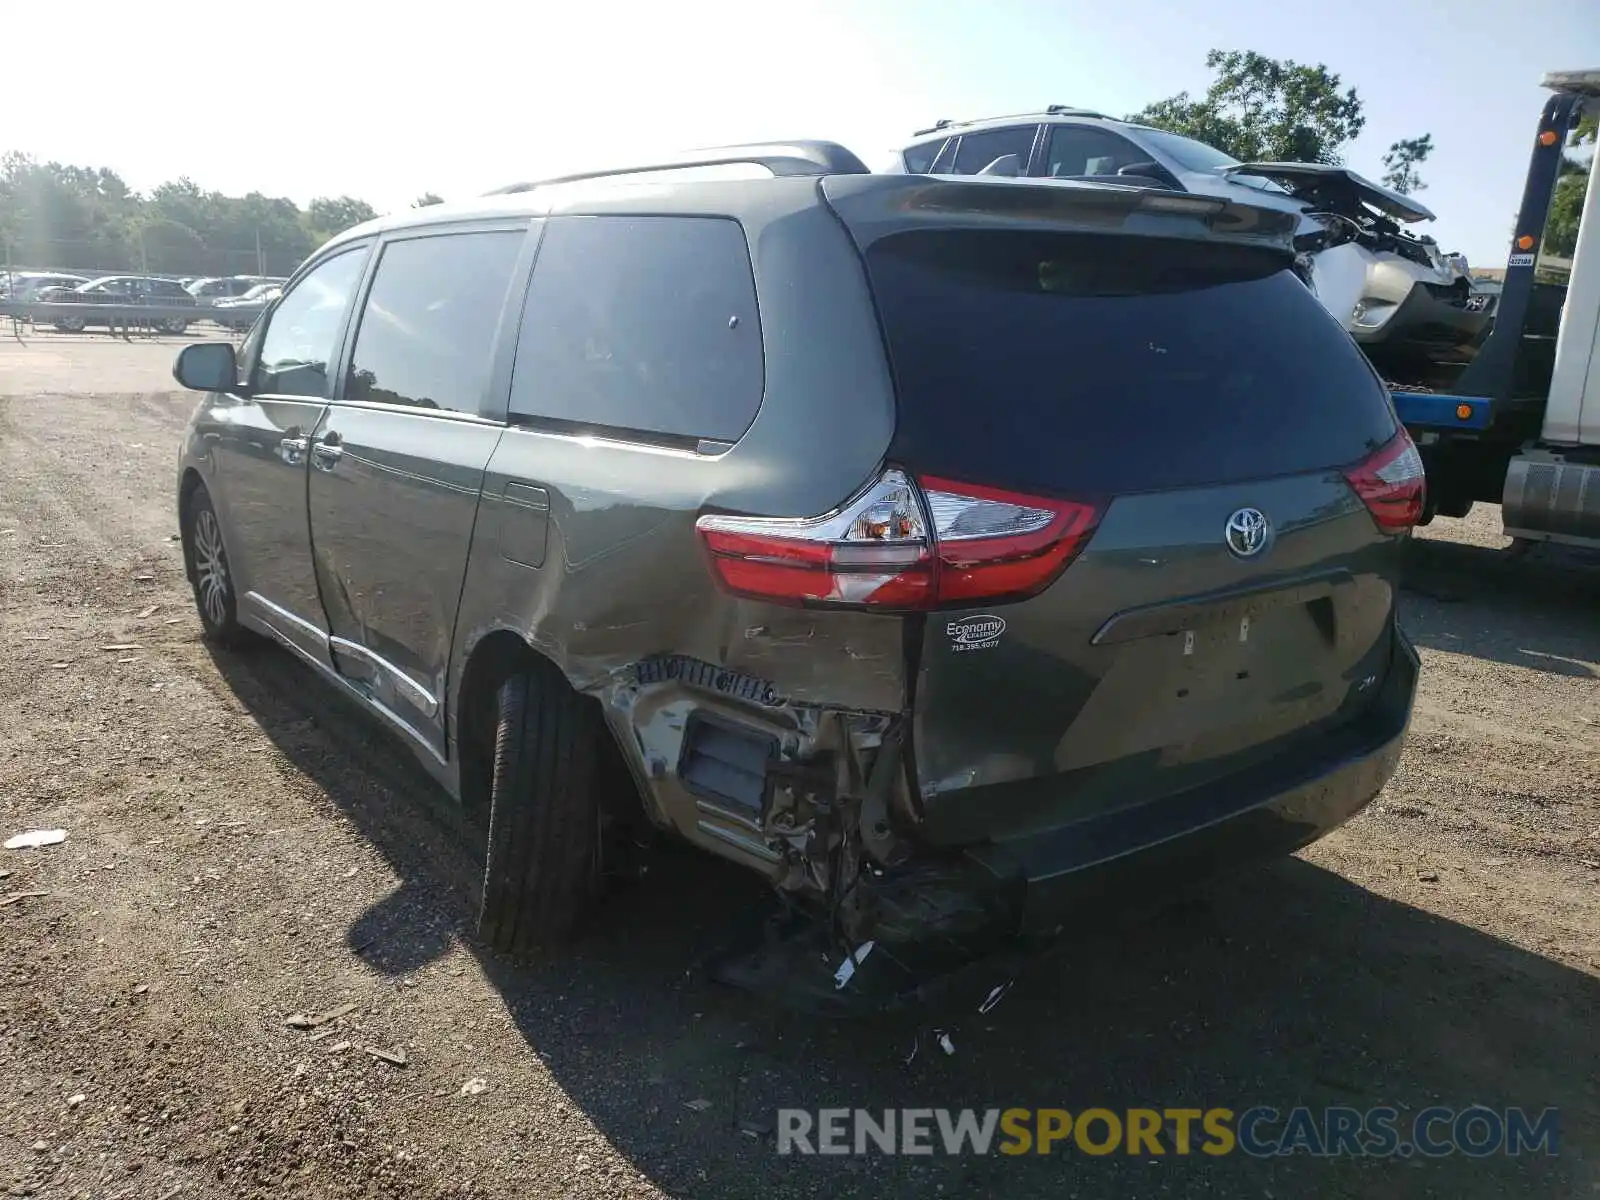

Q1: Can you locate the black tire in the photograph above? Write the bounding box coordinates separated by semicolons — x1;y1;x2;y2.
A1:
160;316;190;335
478;667;603;955
181;485;251;646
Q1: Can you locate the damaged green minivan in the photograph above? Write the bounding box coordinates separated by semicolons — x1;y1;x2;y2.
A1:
172;142;1422;1006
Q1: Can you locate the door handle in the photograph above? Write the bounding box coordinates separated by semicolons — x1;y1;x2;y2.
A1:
278;436;308;465
312;432;344;469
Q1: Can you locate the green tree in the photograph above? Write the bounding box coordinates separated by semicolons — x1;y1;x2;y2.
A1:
0;153;381;277
1130;49;1433;182
0;152;137;271
134;217;210;276
1381;134;1433;194
1543;114;1596;259
413;192;444;207
304;196;380;246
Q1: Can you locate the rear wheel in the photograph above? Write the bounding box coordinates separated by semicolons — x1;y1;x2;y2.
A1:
159;316;190;335
478;666;603;955
181;485;251;646
54;316;86;333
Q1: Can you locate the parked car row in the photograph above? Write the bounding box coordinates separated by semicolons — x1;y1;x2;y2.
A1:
2;271;289;334
185;274;288;303
209;283;284;330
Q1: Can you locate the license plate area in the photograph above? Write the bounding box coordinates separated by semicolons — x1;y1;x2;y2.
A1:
1056;601;1339;770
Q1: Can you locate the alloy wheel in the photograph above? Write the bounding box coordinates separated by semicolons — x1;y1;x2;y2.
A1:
193;506;231;628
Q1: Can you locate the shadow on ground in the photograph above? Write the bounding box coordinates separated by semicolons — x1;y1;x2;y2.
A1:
206;617;1599;1200
1401;535;1600;678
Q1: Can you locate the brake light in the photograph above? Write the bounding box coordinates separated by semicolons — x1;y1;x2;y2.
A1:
1343;429;1426;533
695;469;1102;609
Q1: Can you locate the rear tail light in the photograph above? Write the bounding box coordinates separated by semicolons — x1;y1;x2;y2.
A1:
1343;428;1426;533
695;469;1102;610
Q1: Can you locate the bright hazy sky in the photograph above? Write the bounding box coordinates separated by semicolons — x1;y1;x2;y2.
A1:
9;0;1599;266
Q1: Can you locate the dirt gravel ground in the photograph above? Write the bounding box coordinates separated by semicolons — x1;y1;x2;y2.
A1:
1;337;1597;1199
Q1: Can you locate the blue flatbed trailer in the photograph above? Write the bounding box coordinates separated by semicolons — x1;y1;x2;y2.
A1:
1390;391;1494;433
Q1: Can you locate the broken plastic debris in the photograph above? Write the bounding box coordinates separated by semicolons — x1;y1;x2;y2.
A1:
684;1098;713;1112
284;1013;313;1029
327;1041;352;1054
978;980;1013;1015
832;940;876;991
460;1078;489;1096
308;1002;357;1027
5;829;66;850
99;644;140;651
365;1046;408;1067
0;891;50;906
936;1030;956;1056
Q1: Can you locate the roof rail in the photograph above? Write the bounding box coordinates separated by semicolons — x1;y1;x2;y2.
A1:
909;107;1110;139
485;140;870;195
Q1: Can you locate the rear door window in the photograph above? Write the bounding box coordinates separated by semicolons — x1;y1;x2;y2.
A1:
1044;126;1148;177
864;229;1397;496
901;140;943;174
342;229;525;417
509;215;764;443
950;126;1038;175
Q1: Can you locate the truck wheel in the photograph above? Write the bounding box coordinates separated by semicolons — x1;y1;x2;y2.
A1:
478;666;603;955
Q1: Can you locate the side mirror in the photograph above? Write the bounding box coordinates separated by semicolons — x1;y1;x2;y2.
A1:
173;341;239;393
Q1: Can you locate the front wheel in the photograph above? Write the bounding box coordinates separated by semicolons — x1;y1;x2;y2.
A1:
181;485;251;646
478;667;604;956
160;316;190;335
54;316;87;333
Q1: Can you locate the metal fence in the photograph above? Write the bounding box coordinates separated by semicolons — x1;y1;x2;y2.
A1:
3;234;306;285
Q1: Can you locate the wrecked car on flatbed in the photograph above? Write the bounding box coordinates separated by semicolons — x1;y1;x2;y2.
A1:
170;140;1422;1008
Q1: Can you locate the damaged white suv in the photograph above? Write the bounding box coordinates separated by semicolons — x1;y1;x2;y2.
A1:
886;108;1490;382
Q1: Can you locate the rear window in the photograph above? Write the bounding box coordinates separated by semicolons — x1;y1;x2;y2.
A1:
510;215;763;444
901;140;942;174
864;230;1396;496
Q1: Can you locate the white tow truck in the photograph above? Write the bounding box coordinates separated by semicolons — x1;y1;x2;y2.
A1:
1393;69;1600;549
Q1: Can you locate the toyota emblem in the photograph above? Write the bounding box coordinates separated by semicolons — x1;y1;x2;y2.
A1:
1225;507;1271;558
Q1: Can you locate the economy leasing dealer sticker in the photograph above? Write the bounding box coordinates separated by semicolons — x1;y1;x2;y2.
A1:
947;614;1005;653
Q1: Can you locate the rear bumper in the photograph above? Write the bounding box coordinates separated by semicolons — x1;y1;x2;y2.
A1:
963;625;1419;935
